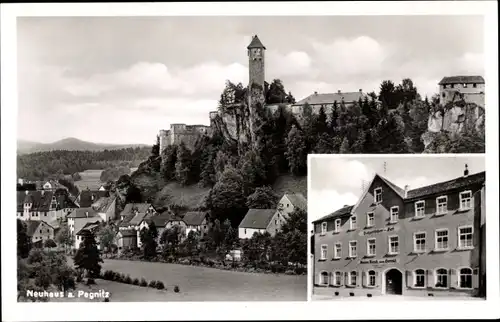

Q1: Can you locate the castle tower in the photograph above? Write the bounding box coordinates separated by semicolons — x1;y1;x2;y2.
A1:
247;35;266;90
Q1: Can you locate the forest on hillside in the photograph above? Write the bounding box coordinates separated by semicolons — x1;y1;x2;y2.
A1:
17;147;151;181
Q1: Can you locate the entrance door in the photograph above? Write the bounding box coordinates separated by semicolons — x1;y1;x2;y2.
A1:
385;269;403;295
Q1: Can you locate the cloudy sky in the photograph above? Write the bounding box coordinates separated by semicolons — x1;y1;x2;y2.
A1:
308;155;486;223
17;15;484;144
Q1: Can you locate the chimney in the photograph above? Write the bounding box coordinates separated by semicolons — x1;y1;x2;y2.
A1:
464;164;469;177
404;185;410;198
359;89;363;93
314;91;318;95
337;90;341;94
85;211;89;218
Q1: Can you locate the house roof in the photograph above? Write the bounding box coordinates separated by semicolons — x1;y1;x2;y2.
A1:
438;75;485;85
145;213;174;227
182;211;208;226
79;190;110;208
25;220;42;236
117;229;137;237
312;205;354;223
92;196;116;213
55;193;78;210
67;207;99;219
119;203;153;217
238;209;276;229
247;35;266;49
294;91;365;106
378;175;406;198
284;193;307;211
76;221;101;235
17;190;56;212
406;171;485;200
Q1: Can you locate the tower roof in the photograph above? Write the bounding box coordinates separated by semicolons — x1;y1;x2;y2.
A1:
247;35;266;50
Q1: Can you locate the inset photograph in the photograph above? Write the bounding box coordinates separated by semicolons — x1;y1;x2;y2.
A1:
309;155;486;300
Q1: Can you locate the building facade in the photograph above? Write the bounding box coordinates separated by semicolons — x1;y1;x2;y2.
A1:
313;168;485;298
439;75;485;107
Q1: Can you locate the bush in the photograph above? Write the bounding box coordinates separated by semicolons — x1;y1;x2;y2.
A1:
86;278;96;285
294;267;306;275
149;280;157;288
174;285;180;293
132;278;140;285
124;275;132;284
156;281;165;290
140;278;148;287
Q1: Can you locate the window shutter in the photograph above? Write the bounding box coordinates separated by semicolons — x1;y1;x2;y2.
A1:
344;272;349;286
472;268;479;288
339;272;344;286
450;269;457;288
357;270;362;287
362;271;367;287
329;272;334;286
427;269;434;288
375;271;380;287
406;270;413;288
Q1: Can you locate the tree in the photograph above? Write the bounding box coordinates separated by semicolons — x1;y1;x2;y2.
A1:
73;231;103;279
239;150;267;194
210;166;246;221
140;222;158;260
372;113;409;153
378;80;398;110
160;144;178;181
199;150;216;187
44;239;57;249
206;219;224;250
266;79;288;104
17;219;32;258
55;225;73;253
175;142;192;185
179;230;201;257
160;225;182;247
339;137;351;154
246;186;278;209
151;135;160;157
284;125;307;176
218;81;247;111
313;133;335;153
98;225;116;254
314;105;328;135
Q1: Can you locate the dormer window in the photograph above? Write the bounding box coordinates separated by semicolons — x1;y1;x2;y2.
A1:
415;201;425;218
459;191;472;210
349;215;357;230
374;188;382;204
436;196;448;215
320;222;327;235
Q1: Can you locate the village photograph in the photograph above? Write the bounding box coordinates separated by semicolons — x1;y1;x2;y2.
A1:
12;13;485;303
309;155;486;300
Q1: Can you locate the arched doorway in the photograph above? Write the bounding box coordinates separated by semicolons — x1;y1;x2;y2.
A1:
385;268;403;295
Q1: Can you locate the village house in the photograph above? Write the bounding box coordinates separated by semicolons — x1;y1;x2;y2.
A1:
25;220;55;245
76;189;110;208
91;196;117;222
313;165;486;298
137;211;175;244
183;211;210;238
66;207;102;238
164;214;188;240
17;190;58;224
115;229;138;253
439;75;485;107
238;209;279;239
117;203;159;247
74;221;101;250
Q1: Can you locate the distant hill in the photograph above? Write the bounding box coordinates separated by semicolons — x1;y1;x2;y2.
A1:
17;138;150;154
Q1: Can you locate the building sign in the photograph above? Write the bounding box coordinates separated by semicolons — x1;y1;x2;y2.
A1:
360;258;399;264
359;226;395;236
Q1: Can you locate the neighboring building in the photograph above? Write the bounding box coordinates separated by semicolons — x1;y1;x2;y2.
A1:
74;221;101;250
313;166;485;297
25;220;55;244
118;203;158;231
474;183;486;297
40;180;68;192
158;124;212;153
183;211;210;238
91;196;117;222
140;212;175;245
438;75;485;107
66;207;102;237
17;190;58;223
115;229;138;253
76;190;110;208
238;209;278;239
277;193;307;217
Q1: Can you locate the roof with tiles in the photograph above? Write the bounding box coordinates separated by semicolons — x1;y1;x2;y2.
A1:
438;75;485;85
312;205;354;223
182;211;208;226
79;190;110;208
17;190;56;212
117;229;137;238
76;221;101;235
67;207;99;219
238;209;276;229
284;193;307;211
406;171;485;200
92;196;116;213
145;213;175;228
247;35;266;49
294;91;366;106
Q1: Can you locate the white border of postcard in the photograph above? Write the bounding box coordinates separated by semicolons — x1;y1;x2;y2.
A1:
2;1;499;321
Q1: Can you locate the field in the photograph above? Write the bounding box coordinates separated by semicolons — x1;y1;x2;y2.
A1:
74;169;104;191
62;258;307;301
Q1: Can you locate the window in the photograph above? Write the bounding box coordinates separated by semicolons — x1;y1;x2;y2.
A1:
275;220;277;225
414;269;426;288
350;216;357;230
334;219;341;233
390;206;399;223
451;84;455;88
473;83;477;88
459;191;472;210
414;232;426;253
368;270;376;286
39;229;42;233
436;196;448;215
320;271;329;285
388;236;399;254
442;92;446;98
334;271;342;286
443;84;447;89
334;242;342;259
366;212;374;227
459;268;472;288
349;271;357;286
374;188;382;203
415;201;425;218
435;268;448;288
458;226;473;249
463;83;468;88
435;229;449;251
244;229;247;234
349;241;357;258
321;222;327;235
367;238;376;256
320;244;328;260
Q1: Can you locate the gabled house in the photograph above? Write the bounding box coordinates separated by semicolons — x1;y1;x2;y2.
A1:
118;203;158;231
17;190;58;223
137;212;175;246
238;209;278;239
74;221;101;250
183;211;210;238
77;190;110;208
115;229;138;253
25;220;55;244
91;196;117;222
66;207;101;237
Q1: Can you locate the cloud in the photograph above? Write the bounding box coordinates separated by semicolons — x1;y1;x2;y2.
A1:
267;50;313;78
310;158;374;193
309;189;359;224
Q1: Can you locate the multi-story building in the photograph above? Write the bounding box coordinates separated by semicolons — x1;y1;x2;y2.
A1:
313;165;485;297
438;75;485;107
